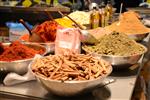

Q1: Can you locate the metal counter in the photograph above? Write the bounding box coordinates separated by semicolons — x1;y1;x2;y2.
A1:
0;66;140;100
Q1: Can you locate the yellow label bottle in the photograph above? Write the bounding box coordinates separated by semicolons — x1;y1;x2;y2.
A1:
99;1;106;27
99;8;105;27
105;0;113;25
90;7;100;29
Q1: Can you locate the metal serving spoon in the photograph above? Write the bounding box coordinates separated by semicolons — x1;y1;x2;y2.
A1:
19;19;44;43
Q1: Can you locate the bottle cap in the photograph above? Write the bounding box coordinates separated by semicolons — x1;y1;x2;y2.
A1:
89;3;99;10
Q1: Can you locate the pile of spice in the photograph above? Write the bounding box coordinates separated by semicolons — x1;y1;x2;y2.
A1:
55;18;74;28
32;21;58;42
65;11;91;25
83;31;146;56
19;21;58;42
105;11;150;34
0;41;45;61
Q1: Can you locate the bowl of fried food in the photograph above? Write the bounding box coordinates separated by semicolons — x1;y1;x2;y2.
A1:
30;53;112;96
82;32;147;69
0;41;47;74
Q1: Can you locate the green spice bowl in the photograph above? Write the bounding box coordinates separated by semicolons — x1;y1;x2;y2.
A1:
128;33;149;42
83;43;147;69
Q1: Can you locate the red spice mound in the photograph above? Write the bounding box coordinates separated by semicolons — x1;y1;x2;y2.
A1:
0;41;45;61
32;21;58;42
19;34;29;42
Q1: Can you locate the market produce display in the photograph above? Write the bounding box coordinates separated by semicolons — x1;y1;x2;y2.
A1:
87;27;112;40
0;41;45;61
1;4;150;99
64;11;91;26
55;18;74;28
19;20;58;42
83;31;146;56
105;11;150;34
32;53;111;81
32;21;58;42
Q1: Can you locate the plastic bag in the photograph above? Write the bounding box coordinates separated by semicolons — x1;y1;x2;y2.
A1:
55;28;81;55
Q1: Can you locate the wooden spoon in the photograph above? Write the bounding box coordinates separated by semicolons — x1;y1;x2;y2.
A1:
19;19;32;36
19;19;44;43
44;9;54;21
44;10;59;25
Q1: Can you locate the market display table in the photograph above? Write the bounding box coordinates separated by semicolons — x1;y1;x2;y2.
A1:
0;66;140;100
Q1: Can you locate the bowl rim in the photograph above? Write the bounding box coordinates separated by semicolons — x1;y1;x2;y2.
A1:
22;42;55;45
128;33;149;41
0;42;47;63
31;66;112;84
0;58;32;63
128;32;149;36
83;43;147;58
30;58;112;84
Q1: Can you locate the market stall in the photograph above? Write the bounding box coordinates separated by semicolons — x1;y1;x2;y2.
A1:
0;1;150;100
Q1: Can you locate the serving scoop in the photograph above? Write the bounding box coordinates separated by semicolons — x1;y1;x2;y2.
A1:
19;19;44;43
80;30;99;44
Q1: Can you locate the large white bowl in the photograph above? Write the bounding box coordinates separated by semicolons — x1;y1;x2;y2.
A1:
30;58;112;96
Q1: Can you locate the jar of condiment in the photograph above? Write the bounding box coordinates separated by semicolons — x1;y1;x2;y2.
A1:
105;0;113;25
99;2;106;27
90;7;100;29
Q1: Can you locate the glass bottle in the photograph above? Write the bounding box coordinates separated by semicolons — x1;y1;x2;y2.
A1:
105;0;113;25
99;1;106;27
90;7;100;29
